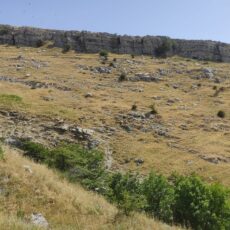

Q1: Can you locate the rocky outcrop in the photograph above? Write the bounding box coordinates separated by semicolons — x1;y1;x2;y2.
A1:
1;24;230;62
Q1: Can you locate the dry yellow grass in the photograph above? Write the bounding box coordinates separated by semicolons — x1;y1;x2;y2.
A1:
0;146;182;230
0;44;229;186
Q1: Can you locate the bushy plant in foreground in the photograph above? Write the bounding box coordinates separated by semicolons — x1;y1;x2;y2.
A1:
20;141;230;229
142;172;175;223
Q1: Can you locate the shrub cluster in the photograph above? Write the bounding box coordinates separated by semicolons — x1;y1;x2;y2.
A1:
21;141;230;229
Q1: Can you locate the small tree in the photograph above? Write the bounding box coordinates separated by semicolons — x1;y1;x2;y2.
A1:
99;50;108;60
142;172;175;223
217;110;225;118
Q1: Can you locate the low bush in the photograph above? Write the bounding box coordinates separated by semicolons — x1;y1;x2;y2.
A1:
118;73;127;82
217;110;225;118
131;104;137;111
99;50;108;60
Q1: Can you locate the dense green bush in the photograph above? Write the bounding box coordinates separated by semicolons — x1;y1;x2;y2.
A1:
108;173;145;215
142;172;175;223
172;174;230;229
21;141;106;191
22;141;48;162
20;141;230;229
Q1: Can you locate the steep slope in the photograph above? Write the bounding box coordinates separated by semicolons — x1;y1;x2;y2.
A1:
0;44;229;185
0;146;182;230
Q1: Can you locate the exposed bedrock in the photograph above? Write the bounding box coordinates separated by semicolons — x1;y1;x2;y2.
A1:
1;24;230;62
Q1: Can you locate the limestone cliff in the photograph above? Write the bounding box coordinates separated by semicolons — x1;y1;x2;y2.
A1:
1;24;230;62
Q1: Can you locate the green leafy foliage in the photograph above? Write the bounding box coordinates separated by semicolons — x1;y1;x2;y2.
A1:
108;173;146;215
20;141;230;229
142;172;175;223
99;50;108;60
172;174;230;229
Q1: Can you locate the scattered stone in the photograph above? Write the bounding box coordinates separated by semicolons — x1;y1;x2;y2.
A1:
200;155;229;164
31;213;49;228
23;165;33;174
128;73;162;82
92;66;112;74
134;158;144;166
85;92;93;98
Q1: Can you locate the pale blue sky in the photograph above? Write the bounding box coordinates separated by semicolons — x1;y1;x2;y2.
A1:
0;0;229;43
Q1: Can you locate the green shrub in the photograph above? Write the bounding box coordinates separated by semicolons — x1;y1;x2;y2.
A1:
22;141;48;162
108;173;146;215
19;141;230;228
99;50;108;60
118;73;127;82
142;172;175;223
172;174;230;230
217;110;225;118
131;104;137;111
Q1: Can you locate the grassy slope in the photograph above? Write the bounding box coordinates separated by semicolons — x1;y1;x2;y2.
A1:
0;44;229;186
0;146;182;230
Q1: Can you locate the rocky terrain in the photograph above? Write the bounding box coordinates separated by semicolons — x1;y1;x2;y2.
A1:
0;42;229;186
1;24;230;62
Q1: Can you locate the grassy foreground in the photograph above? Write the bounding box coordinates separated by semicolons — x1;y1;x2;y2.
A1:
0;146;182;230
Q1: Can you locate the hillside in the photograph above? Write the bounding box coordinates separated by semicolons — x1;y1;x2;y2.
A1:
0;44;229;185
0;146;182;230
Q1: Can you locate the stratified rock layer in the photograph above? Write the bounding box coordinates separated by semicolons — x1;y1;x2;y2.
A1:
1;24;230;62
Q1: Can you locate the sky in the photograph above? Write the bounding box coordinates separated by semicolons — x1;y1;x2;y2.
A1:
0;0;229;43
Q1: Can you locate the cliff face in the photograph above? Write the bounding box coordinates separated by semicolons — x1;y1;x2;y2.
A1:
1;24;230;62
